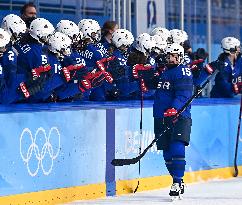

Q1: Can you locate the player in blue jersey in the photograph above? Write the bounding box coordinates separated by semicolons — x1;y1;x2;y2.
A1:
210;37;241;98
153;43;193;200
16;18;55;101
1;15;28;104
103;28;135;100
55;20;90;101
31;32;72;102
127;33;157;99
78;19;114;101
1;14;27;52
0;28;13;103
143;34;167;99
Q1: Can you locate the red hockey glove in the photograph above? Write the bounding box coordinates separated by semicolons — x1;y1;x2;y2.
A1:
32;64;51;79
62;64;85;82
163;108;178;127
96;57;115;83
132;64;152;79
19;82;30;98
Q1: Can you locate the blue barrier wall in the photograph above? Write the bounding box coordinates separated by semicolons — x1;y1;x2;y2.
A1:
0;98;241;204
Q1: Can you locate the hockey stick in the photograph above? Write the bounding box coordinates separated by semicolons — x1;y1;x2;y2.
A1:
233;95;242;177
111;70;218;166
133;88;144;193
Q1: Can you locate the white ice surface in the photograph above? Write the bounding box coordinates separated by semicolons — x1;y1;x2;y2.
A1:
63;177;242;205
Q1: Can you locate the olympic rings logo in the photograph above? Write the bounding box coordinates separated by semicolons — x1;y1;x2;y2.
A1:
20;127;61;177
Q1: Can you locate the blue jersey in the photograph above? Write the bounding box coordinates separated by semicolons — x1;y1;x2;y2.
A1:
55;50;88;100
100;36;111;50
79;43;108;68
17;42;49;80
32;52;65;101
80;43;108;101
0;47;17;86
153;64;193;118
210;56;239;98
0;47;26;104
232;56;242;85
105;49;139;100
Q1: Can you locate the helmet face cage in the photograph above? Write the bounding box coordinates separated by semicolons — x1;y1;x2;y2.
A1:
165;43;184;64
112;29;134;51
153;34;167;54
48;32;72;58
1;14;27;41
30;18;55;44
221;37;240;54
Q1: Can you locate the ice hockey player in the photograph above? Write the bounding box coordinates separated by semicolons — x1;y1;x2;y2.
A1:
127;33;157;99
79;19;117;101
0;15;27;104
16;18;54;101
32;32;73;102
104;28;135;100
0;28;13;103
153;43;193;200
210;36;241;98
1;14;27;52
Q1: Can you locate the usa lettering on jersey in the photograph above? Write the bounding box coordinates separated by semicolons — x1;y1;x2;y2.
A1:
80;50;93;59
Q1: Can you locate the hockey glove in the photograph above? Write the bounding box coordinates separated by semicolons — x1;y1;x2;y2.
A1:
96;57;115;83
193;48;208;61
106;87;121;100
78;79;92;93
163;108;178;127
32;64;51;80
19;81;44;98
233;82;242;94
62;64;85;82
205;60;224;74
89;71;106;88
132;64;152;79
106;59;125;80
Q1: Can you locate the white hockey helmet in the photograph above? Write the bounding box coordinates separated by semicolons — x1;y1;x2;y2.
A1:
165;43;184;64
56;20;80;41
170;29;188;45
79;19;101;42
78;19;90;30
0;28;10;57
0;28;11;48
112;29;134;49
153;34;167;54
1;14;27;40
221;37;240;54
150;27;171;42
135;33;156;55
29;18;55;44
48;32;72;57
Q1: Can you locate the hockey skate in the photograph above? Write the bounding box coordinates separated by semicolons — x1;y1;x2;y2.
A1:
180;179;185;195
169;183;181;201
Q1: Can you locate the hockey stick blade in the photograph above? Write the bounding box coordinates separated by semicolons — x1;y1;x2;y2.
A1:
111;138;158;166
